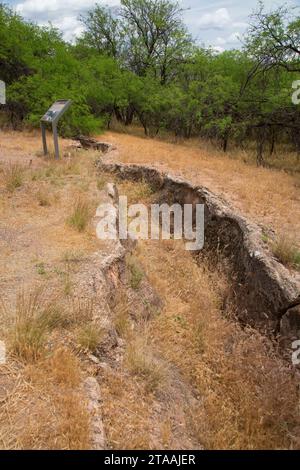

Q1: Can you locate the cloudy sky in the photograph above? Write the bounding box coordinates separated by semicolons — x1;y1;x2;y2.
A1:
5;0;297;51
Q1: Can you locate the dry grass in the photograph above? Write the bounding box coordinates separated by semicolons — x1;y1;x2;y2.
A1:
126;335;167;393
134;239;300;449
3;163;24;192
67;197;92;232
0;349;90;449
6;288;63;362
68;298;94;326
0;133;113;449
101;369;154;449
127;255;144;290
36;187;51;206
272;235;300;270
103;131;300;246
118;179;155;204
77;323;104;352
113;291;131;338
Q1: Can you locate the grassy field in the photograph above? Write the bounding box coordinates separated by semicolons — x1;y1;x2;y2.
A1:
0;129;299;449
102;130;300;250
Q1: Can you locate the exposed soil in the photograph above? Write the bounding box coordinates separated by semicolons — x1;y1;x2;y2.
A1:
0;130;299;450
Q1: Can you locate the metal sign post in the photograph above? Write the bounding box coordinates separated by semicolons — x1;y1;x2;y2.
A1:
40;99;72;159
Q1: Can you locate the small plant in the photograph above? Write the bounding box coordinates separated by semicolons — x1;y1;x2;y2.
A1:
47;348;80;386
36;188;51;207
126;336;167;393
67;198;91;232
35;262;46;276
63;274;73;296
272;235;300;270
114;302;130;338
62;250;84;264
10;288;61;361
96;176;106;191
127;256;143;289
4;164;24;192
77;323;103;352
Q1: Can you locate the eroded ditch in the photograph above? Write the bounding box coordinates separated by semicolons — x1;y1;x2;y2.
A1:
94;171;300;449
1;145;300;449
97;160;300;341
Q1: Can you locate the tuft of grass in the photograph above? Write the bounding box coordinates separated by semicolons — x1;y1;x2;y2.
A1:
47;348;81;387
114;292;131;338
126;336;167;393
9;288;62;362
35;262;46;276
118;180;154;204
96;176;106;191
63;274;73;297
127;256;143;289
77;323;104;352
4;164;24;192
115;306;130;338
36;188;51;207
62;249;84;264
67;198;91;232
272;235;300;270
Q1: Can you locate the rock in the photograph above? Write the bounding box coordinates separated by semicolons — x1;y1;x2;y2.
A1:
281;305;300;338
88;354;100;364
75;135;116;153
83;377;106;450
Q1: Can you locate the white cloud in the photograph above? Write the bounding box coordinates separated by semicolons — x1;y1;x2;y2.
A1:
213;30;242;50
215;36;227;45
195;8;232;30
15;0;120;41
212;45;225;54
16;0;119;16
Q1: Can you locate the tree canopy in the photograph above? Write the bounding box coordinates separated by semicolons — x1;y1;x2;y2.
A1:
0;1;300;166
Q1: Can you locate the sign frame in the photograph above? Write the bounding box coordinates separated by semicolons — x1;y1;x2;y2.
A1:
40;99;72;159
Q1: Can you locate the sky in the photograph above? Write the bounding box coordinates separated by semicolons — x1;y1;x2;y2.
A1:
5;0;298;51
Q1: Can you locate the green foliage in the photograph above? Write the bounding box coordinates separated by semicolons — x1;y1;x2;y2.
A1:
1;1;300;164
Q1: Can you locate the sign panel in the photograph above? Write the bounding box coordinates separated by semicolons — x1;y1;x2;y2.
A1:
40;99;72;159
41;99;71;123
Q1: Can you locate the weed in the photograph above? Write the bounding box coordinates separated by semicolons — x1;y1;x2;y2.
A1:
67;198;91;232
126;336;167;393
96;176;106;191
9;288;61;361
77;323;103;352
127;256;143;289
36;188;51;207
4;164;24;192
272;235;300;270
35;262;46;276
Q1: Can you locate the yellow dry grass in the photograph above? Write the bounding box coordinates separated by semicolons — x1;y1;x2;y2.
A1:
134;239;300;449
103;131;300;246
0;349;90;449
0;133;111;449
1;130;299;450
